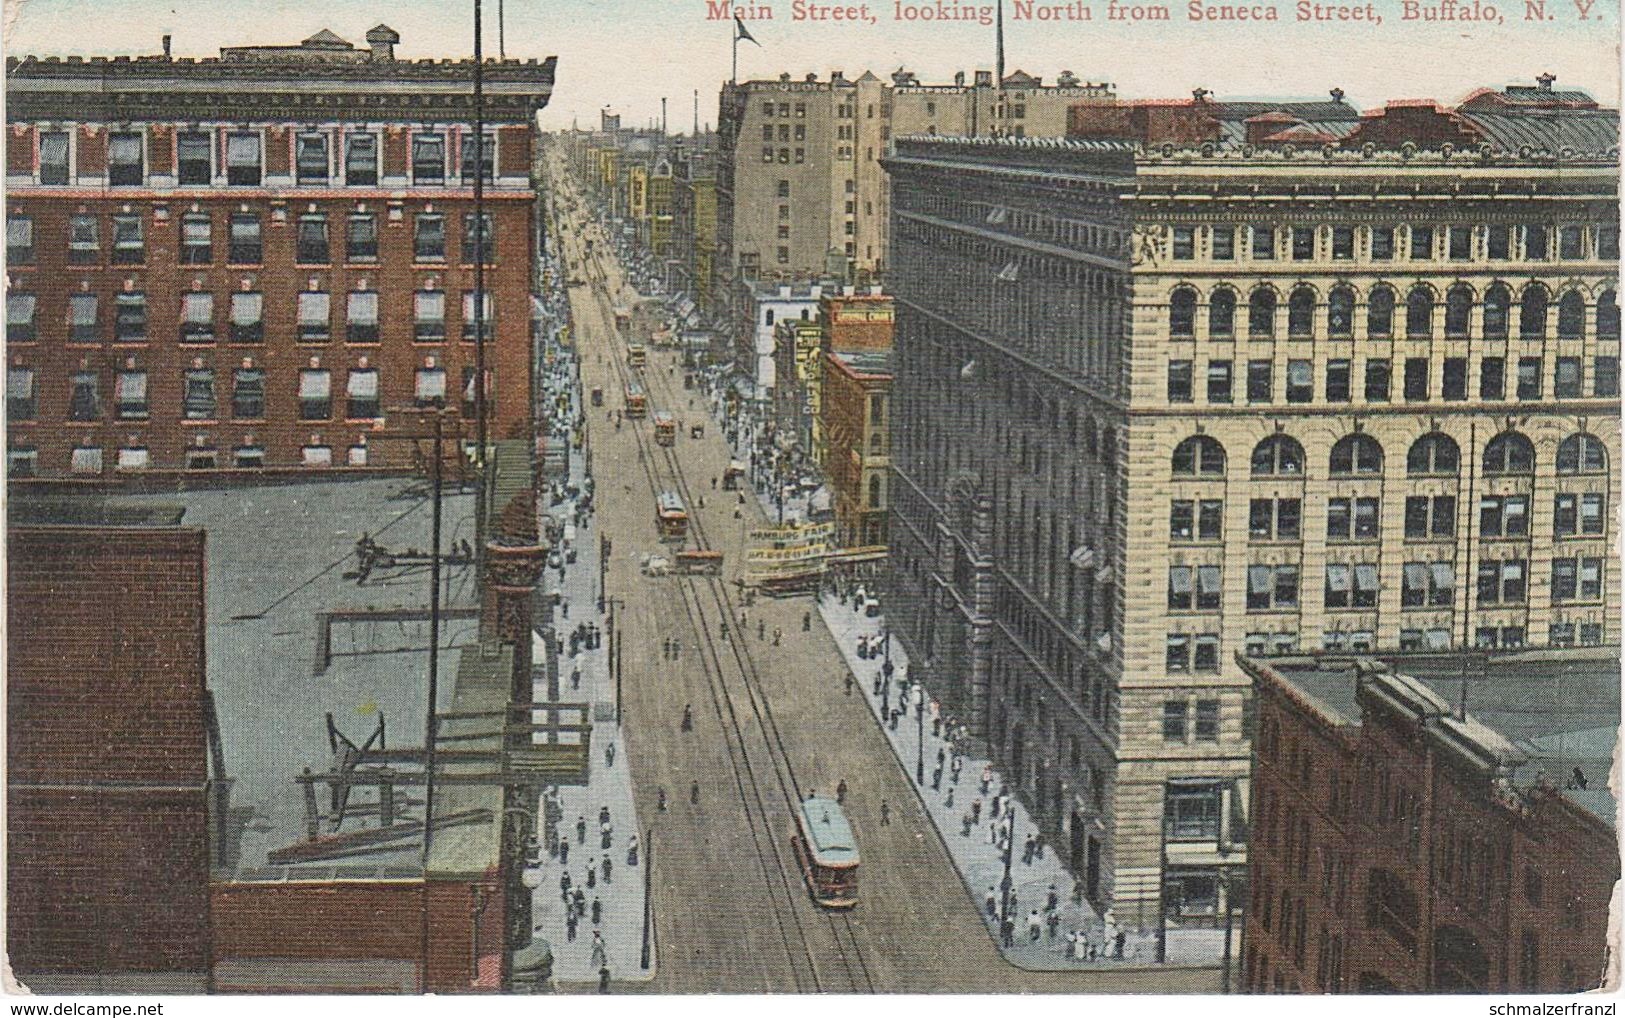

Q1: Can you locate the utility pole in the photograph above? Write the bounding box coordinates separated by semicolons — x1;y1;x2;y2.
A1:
474;0;490;585
422;406;448;866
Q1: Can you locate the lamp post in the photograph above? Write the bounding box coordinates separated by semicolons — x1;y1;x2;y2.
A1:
914;682;925;786
605;596;626;724
999;810;1016;938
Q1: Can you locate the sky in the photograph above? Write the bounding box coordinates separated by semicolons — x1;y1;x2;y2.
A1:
4;0;1620;131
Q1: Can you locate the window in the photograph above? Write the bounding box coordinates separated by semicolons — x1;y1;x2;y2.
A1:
1251;435;1303;476
1286;360;1312;403
39;130;70;184
1599;290;1621;341
347;291;379;343
231;292;263;343
1170;499;1223;541
298;291;331;342
460;134;495;182
299;368;332;419
302;444;334;467
1553;292;1586;343
1401;561;1454;608
1246;360;1272;402
7;447;38;478
177;213;212;264
181;292;214;342
344;134;378;186
1404;495;1456;539
415;214;446;261
1371;226;1395;260
1448;225;1473;260
67;370;100;421
225;213;261;264
115;292;146;342
114;370;147;419
116;446;150;472
415;290;446;342
177;131;211;184
415;367;447;407
1368;287;1395;338
462;213;496;263
1406;287;1434;338
462;291;495;341
346;214;378;262
1169;288;1196;337
296;134;330;184
183;367;216;419
1172;226;1195;260
1291;227;1315;261
1329;434;1383;476
7;216;33;265
1365;358;1391;401
346;368;380;419
413;133;446;183
1331;227;1354;260
1410;225;1433;260
1442;358;1467;400
1247;564;1299;611
1553;493;1606;537
1407;434;1459;475
1403;358;1429;400
1478;495;1530;538
1162;700;1188;738
226;132;262;185
1556;434;1606;474
232;368;264;419
1600;223;1620;259
112;214;144;264
1207;360;1233;403
1444;285;1473;338
1520;286;1549;340
1480;357;1506;400
1165;782;1223;840
1210;290;1236;339
1483;284;1510;339
1484;432;1535;475
1169;565;1222;611
1517;357;1543;399
70;446;103;475
1325;563;1379;609
1552;557;1604;602
1288;287;1315;338
1559;225;1584;259
1327;497;1380;540
1172;436;1226;476
7;368;36;421
1167;361;1193;402
1326;359;1351;402
1249;289;1276;338
1551;356;1583;399
1249;498;1301;541
297;215;329;263
68;294;99;343
1476;558;1527;604
6;293;35;343
1251;224;1275;259
1212;228;1235;260
1328;287;1354;338
68;214;100;263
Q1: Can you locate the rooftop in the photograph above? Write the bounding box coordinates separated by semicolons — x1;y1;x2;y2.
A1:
797;796;858;863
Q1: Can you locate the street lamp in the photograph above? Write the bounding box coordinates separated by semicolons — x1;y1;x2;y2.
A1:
605;596;626;724
914;682;925;786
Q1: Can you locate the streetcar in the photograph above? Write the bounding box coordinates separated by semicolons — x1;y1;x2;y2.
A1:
624;383;647;418
790;795;859;909
653;412;677;447
627;344;647;369
655;491;689;541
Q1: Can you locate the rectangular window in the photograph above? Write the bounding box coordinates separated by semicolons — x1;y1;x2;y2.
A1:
303;445;333;467
346;214;378;262
7;368;36;421
1480;495;1530;538
68;293;99;343
7;216;34;265
1525;224;1549;260
1487;224;1511;259
415;290;446;342
461;291;495;341
1196;566;1222;611
1481;357;1506;400
182;367;216;420
416;367;448;406
1291;227;1314;260
39;130;70;184
1172;226;1195;260
460;134;495;182
114;292;146;342
297;215;329;263
1164;783;1222;840
347;291;379;343
112;214;144;264
177;131;211;184
462;213;496;263
1194;699;1221;738
1410;225;1433;260
6;293;35;343
1595;357;1619;397
1170;501;1195;541
114;370;146;419
228;213;261;265
344;134;378;186
70;446;103;474
1251;224;1274;260
1247;564;1298;611
1212;227;1234;260
1247;360;1272;403
1325;563;1351;608
116;447;150;471
1553;492;1606;537
1207;360;1233;403
1286;360;1312;403
232;368;264;419
1167;361;1193;402
1371;226;1394;260
299;368;332;420
1517;357;1542;399
230;291;263;343
1442;357;1468;400
1448;225;1473;260
1331;226;1354;260
1404;495;1456;539
1162;699;1188;738
226;131;262;185
298;292;331;342
1326;359;1351;402
1403;358;1429;400
1559;225;1584;260
68;370;100;420
1555;357;1583;398
180;214;212;264
1599;223;1619;259
296;134;329;184
181;292;214;342
415;214;446;261
68;213;100;263
346;368;380;419
412;133;446;183
1477;558;1527;604
1168;566;1194;611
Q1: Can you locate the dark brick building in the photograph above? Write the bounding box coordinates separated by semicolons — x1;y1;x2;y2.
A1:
1241;655;1619;993
4;26;553;478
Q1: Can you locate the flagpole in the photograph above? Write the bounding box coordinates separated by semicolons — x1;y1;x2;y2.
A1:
732;24;738;84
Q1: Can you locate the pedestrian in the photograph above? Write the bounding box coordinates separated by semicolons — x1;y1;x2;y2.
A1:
599;966;611;994
590;931;607;970
989;821;1000;846
601;819;613;850
962;813;974;837
971;798;982;825
711;476;717;489
981;765;993;796
758;620;765;640
932;716;942;738
602;855;613;884
559;839;570;865
936;747;946;767
1047;911;1061;941
605;741;616;767
1102;909;1120;957
566;909;579;942
657;787;668;812
673;642;680;661
661;637;671;659
574;887;586;917
627;835;639;867
720;621;730;641
836;779;849;805
845;674;854;697
682;704;693;732
945;787;955;810
879;799;890;825
931;766;943;791
873;673;883;696
571;667;581;691
1028;909;1043;943
951;758;963;785
591;896;602;925
1046;884;1059;913
577;816;587;844
690;780;701;805
985;887;998;918
888;709;899;731
1035;837;1045;860
586;865;597;889
560;871;573;902
802;612;811;632
772;627;782;646
1023;833;1036;865
1072;879;1085;907
1001;916;1015;948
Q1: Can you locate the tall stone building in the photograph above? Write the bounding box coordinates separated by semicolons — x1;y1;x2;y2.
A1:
4;27;554;478
882;80;1619;931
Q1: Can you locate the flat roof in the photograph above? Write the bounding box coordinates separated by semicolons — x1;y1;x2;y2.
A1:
103;479;482;879
8;497;187;528
798;796;858;864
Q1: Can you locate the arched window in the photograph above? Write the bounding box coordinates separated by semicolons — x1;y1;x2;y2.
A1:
1288;286;1316;338
1210;289;1236;339
1328;286;1355;339
1445;284;1473;338
1367;869;1420;955
1556;434;1607;474
1483;432;1535;475
1434;926;1490;992
868;473;882;508
1251;434;1305;476
1483;283;1511;340
1249;288;1276;339
765;309;775;326
1170;287;1197;338
1172;435;1226;477
1406;285;1434;339
1557;290;1585;340
1519;285;1548;341
1365;287;1394;340
1599;289;1620;341
1329;434;1384;476
1407;433;1460;475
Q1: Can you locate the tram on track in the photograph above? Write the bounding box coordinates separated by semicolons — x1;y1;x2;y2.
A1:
653;411;677;446
624;382;647;418
627;344;647;369
655;491;689;541
790;795;859;909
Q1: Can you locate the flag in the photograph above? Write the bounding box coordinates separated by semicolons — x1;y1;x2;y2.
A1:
735;14;761;45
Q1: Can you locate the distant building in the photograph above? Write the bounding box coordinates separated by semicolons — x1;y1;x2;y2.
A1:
772;316;824;457
4;27;555;478
1241;654;1619;993
821;348;892;548
735;281;824;406
882;78;1619;930
671;141;719;313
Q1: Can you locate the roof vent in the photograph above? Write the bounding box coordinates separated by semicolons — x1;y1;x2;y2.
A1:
1330;87;1345;103
366;24;400;62
1536;72;1557;90
1192;87;1211;103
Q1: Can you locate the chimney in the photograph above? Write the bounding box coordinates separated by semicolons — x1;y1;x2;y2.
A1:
806;72;818;82
365;24;400;62
974;70;992;87
831;70;844;82
1330;87;1345;103
780;72;792;83
161;34;172;58
1537;72;1557;90
1192;87;1211;103
954;70;966;87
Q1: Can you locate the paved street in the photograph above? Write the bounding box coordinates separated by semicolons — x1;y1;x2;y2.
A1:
540;147;1222;994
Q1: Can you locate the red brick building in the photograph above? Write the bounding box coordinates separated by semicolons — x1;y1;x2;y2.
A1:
4;26;553;478
1241;655;1619;993
7;504;212;992
820;349;892;548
